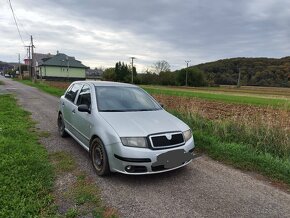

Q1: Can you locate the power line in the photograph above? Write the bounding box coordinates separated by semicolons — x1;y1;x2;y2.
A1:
7;0;26;46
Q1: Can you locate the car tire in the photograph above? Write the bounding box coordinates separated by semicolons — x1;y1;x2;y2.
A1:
91;138;110;176
57;113;68;137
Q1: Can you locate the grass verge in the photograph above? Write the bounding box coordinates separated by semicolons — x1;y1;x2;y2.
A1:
16;79;65;97
0;95;55;217
143;86;290;110
172;111;290;187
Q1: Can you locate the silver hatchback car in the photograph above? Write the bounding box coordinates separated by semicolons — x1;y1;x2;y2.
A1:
58;81;195;176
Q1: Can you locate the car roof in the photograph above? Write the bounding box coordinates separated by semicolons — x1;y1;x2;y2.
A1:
72;80;137;88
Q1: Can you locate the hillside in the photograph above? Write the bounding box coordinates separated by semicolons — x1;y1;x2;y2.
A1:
193;57;290;87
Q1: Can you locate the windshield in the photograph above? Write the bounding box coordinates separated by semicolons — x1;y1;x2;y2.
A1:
95;86;162;112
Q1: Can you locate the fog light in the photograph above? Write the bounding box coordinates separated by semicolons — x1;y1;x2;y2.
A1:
125;165;132;172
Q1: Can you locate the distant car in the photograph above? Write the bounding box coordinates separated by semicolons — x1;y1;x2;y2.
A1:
4;74;11;78
58;81;195;176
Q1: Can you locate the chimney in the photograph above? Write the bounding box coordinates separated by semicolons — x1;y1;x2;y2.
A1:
57;50;59;54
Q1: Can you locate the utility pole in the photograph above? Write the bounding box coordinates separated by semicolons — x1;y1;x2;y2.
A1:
18;53;22;80
25;45;31;78
237;67;241;88
130;57;136;83
31;35;36;83
185;60;191;86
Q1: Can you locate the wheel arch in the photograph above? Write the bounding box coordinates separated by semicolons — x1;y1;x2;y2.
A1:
89;135;103;155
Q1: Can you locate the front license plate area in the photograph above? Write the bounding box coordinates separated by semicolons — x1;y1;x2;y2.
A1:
152;149;193;169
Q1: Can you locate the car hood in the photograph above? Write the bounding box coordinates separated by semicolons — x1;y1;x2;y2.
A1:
100;110;189;137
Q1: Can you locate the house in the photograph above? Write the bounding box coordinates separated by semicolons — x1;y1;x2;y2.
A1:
38;52;88;81
85;68;103;80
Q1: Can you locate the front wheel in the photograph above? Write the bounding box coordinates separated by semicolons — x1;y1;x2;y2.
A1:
91;138;110;176
57;113;68;137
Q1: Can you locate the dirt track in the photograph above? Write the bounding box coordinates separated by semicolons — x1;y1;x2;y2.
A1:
1;77;290;218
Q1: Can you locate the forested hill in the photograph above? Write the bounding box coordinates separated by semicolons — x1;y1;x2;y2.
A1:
193;57;290;87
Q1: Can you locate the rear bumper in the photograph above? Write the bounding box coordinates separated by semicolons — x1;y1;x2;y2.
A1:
106;137;195;175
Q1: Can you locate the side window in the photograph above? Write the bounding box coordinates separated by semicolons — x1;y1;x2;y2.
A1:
76;84;91;107
65;83;81;103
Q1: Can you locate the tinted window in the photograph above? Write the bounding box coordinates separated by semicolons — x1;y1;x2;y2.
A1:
76;84;91;107
65;83;81;103
95;86;161;112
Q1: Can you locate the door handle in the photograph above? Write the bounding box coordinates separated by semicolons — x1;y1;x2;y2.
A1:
72;109;75;113
62;102;65;107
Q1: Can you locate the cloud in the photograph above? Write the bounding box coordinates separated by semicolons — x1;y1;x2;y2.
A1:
1;0;290;71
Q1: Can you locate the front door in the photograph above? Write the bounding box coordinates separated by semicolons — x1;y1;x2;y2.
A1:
73;84;92;147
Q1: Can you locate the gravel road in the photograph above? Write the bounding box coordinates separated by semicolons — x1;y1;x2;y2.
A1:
1;77;290;218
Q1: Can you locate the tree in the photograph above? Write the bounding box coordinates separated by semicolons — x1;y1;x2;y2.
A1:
115;62;131;82
153;60;170;74
103;68;116;81
177;67;207;86
159;71;178;86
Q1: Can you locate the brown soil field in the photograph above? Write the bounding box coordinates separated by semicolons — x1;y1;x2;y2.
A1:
153;94;290;129
45;81;70;89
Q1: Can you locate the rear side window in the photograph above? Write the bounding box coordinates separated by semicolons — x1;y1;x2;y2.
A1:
76;84;91;107
65;83;81;103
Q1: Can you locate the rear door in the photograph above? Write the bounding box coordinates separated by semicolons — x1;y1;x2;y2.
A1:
63;83;82;133
73;84;93;147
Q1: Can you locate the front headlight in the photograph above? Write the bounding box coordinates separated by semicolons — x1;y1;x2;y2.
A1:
121;137;148;148
183;129;192;142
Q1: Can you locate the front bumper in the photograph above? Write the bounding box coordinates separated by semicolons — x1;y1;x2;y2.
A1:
106;137;195;175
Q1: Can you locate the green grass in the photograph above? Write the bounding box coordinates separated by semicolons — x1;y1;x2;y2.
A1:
143;86;290;110
16;79;65;97
0;81;4;85
173;111;290;186
0;95;55;217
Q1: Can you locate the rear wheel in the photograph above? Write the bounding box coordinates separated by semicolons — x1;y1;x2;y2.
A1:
91;138;110;176
57;113;68;137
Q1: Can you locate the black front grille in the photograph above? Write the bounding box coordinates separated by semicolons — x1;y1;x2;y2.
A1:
150;133;184;148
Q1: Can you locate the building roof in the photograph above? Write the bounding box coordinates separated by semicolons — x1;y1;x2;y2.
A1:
39;53;88;69
34;53;54;67
86;68;103;79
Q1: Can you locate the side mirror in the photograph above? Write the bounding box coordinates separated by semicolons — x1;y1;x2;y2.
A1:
160;104;164;108
78;104;91;113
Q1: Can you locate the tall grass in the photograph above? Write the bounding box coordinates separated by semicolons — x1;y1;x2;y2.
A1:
171;111;290;185
175;112;290;158
156;91;290;185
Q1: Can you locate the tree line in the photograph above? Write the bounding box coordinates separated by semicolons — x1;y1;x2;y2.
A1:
103;60;207;87
196;57;290;87
104;57;290;87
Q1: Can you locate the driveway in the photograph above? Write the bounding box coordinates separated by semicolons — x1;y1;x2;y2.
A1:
1;77;290;218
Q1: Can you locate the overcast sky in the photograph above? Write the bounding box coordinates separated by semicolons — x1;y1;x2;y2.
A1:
1;0;290;71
